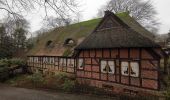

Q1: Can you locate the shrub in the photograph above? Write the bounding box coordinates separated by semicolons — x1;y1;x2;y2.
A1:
62;79;75;92
0;67;9;82
55;72;68;81
0;59;10;67
9;58;26;66
43;72;76;91
44;72;68;89
27;72;44;87
0;58;26;68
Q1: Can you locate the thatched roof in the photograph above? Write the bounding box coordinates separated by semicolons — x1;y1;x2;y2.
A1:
75;11;160;50
28;11;157;56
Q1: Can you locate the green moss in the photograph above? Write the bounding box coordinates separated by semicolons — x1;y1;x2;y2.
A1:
28;18;101;55
116;12;129;18
63;48;72;57
28;12;153;55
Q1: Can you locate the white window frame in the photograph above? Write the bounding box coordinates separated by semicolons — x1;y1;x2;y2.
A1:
121;61;129;76
54;57;59;65
121;61;139;77
60;58;67;67
50;57;54;64
29;57;33;62
67;58;74;67
78;59;84;69
100;60;115;74
130;62;139;77
34;57;38;63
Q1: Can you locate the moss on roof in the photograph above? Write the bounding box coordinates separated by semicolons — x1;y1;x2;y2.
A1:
28;12;155;56
116;12;154;39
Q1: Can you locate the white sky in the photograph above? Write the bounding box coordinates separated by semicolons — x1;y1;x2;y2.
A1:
153;0;170;34
25;0;110;33
1;0;170;34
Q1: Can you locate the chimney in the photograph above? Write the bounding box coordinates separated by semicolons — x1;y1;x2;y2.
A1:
104;10;112;16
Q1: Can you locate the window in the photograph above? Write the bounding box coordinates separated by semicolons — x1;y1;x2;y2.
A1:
38;57;41;62
130;62;139;77
67;59;74;67
54;58;59;66
43;57;46;63
29;57;33;62
60;58;67;66
101;60;115;74
46;40;53;47
64;38;76;46
121;61;139;77
78;59;84;69
34;57;38;63
47;57;50;63
50;58;55;64
43;57;48;63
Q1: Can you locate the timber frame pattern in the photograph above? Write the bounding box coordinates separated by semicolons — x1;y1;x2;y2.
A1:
27;11;167;95
27;56;76;74
75;48;161;91
27;48;161;91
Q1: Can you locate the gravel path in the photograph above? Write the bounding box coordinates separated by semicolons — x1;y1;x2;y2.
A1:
0;85;114;100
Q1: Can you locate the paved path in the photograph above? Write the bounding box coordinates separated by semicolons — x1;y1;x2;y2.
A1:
0;85;114;100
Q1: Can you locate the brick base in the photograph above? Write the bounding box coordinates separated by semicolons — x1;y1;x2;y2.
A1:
77;78;163;96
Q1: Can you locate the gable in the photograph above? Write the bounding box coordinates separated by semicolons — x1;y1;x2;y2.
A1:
94;11;129;32
97;16;121;31
75;11;160;50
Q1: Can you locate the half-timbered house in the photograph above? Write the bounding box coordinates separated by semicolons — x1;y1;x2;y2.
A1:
27;11;167;95
74;11;166;95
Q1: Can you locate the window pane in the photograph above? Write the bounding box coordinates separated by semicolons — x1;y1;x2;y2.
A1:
78;59;84;69
60;58;66;66
121;62;129;76
101;60;115;74
130;62;139;77
108;61;115;74
67;59;74;67
60;58;62;65
101;60;107;65
101;60;107;73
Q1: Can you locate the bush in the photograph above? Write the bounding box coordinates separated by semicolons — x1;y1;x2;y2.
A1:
27;72;44;87
44;72;69;89
5;72;76;92
0;59;10;67
0;67;9;82
62;79;75;92
55;72;68;81
0;58;26;67
43;72;76;91
9;58;26;66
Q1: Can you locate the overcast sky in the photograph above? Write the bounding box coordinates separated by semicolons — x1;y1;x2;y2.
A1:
1;0;170;34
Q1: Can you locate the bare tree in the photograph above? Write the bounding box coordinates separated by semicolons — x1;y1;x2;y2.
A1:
0;0;79;20
2;17;29;35
42;16;72;30
98;0;159;33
